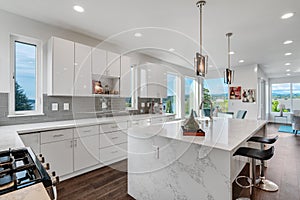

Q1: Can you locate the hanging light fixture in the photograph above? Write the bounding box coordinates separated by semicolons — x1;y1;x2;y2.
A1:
224;33;234;84
195;1;208;77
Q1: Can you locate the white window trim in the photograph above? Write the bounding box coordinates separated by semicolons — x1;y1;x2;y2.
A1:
9;34;43;116
166;72;181;119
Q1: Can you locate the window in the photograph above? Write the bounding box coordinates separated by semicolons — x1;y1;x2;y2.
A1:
292;83;300;110
271;83;291;112
10;35;42;116
163;74;178;115
184;77;197;116
203;78;228;112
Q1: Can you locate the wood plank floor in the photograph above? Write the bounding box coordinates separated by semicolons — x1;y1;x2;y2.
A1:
57;123;300;200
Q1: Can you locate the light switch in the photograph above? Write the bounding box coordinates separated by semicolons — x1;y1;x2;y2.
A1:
51;103;58;111
63;103;70;111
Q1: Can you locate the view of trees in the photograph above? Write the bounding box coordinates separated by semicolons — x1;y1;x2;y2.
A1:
15;82;33;111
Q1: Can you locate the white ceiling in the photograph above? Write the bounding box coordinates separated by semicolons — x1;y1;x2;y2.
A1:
0;0;300;78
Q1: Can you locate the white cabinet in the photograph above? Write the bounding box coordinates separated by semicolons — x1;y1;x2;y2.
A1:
41;129;73;176
47;37;74;96
74;43;92;96
106;51;120;77
92;48;106;75
41;140;73;176
137;63;167;98
74;135;100;171
120;55;132;97
19;133;40;154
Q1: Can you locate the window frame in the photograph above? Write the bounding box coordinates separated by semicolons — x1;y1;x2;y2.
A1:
184;76;198;117
9;34;43;116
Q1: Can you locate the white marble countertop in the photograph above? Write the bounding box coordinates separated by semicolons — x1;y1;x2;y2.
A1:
128;117;267;151
0;113;175;151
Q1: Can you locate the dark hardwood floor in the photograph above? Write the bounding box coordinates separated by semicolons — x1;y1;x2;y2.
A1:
57;123;300;200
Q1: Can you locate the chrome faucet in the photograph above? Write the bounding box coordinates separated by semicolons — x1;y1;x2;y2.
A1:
199;99;213;120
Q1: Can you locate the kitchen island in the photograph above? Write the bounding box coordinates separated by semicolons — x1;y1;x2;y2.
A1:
127;118;267;200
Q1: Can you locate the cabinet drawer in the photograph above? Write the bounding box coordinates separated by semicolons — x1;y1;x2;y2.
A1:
41;129;73;144
74;125;99;138
100;131;127;148
100;121;127;133
151;117;166;124
100;143;127;163
130;119;150;127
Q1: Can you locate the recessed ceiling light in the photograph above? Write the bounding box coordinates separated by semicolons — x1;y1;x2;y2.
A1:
281;12;294;19
286;69;291;72
287;73;291;76
73;5;84;13
283;40;293;45
229;51;235;55
285;52;292;56
285;63;291;66
134;33;142;37
239;59;245;63
168;48;175;52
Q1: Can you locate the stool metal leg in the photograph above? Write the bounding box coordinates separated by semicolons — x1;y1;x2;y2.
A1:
257;144;279;192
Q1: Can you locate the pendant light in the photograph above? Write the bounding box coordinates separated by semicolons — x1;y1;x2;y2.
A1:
224;33;234;84
195;1;208;77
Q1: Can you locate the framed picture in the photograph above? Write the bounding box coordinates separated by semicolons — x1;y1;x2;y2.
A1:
229;86;241;100
242;89;256;103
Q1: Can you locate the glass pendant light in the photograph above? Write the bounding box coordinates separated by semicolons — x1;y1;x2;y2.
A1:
224;33;234;84
195;1;208;77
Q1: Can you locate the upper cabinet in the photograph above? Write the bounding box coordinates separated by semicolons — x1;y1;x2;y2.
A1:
106;51;120;77
120;55;132;97
74;43;92;96
48;37;74;96
91;48;106;75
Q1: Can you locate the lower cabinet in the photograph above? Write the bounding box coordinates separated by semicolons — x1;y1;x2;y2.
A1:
74;135;99;171
100;143;127;163
41;139;73;177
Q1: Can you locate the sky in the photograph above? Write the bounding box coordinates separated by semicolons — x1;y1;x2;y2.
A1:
204;78;228;95
15;42;36;100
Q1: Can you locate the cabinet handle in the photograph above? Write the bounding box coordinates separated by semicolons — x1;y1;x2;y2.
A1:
70;141;73;148
152;145;159;159
111;150;119;154
83;130;92;133
111;136;119;140
53;134;64;138
111;125;118;128
74;139;77;147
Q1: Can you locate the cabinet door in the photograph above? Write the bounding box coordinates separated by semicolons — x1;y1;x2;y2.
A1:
74;135;99;171
50;37;74;96
92;48;106;75
120;56;132;97
74;43;92;96
41;140;73;176
139;67;148;98
107;51;120;77
148;64;167;98
19;133;40;154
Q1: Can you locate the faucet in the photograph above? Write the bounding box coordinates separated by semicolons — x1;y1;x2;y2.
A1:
199;99;213;120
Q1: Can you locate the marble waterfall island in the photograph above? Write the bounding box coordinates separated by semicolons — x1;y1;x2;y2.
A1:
127;118;267;200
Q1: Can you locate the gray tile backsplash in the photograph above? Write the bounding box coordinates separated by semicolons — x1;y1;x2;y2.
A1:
0;93;127;126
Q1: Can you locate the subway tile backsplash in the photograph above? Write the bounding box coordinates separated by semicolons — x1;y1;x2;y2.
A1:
0;93;127;126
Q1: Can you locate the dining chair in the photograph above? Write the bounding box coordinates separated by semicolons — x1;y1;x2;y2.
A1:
292;115;300;135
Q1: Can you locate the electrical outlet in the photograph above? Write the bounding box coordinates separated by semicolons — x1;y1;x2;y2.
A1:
63;103;70;111
51;103;58;111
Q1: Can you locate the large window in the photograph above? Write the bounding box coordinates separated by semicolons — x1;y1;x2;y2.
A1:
271;83;300;112
203;78;228;112
185;77;197;116
163;74;178;115
10;35;42;116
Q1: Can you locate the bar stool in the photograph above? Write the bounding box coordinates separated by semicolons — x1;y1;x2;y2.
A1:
247;135;279;192
233;146;275;200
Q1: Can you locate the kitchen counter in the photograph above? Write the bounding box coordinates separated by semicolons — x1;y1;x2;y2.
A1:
0;183;50;200
0;113;175;151
127;118;267;200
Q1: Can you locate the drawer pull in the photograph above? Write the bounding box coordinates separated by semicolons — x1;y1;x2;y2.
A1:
111;136;119;140
111;150;119;154
83;130;92;133
53;134;64;138
111;125;118;128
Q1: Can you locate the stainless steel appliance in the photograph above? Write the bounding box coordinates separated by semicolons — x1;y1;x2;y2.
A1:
0;147;59;199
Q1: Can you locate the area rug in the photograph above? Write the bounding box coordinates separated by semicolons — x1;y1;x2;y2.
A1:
278;125;294;133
